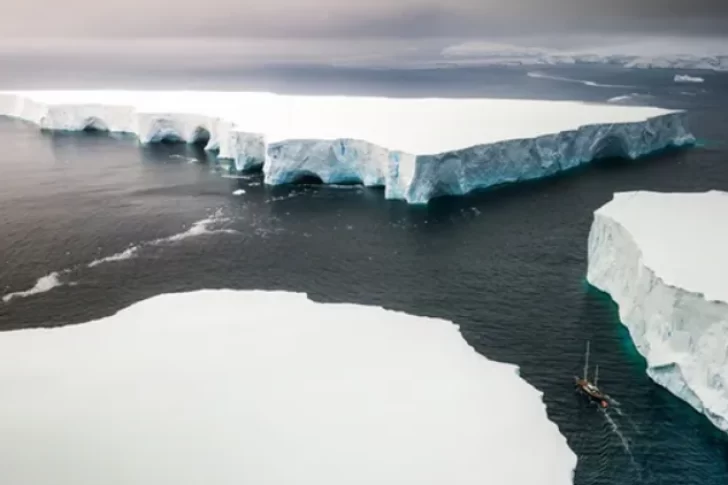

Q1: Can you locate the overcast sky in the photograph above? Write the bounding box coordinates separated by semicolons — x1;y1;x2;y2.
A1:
3;0;728;38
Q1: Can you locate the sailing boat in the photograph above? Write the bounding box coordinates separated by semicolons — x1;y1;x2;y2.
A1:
574;340;609;408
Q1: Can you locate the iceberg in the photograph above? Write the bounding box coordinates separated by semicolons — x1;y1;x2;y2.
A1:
0;90;694;204
587;191;728;433
0;289;576;485
674;74;705;83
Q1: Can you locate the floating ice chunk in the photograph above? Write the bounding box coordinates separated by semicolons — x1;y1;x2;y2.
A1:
587;190;728;433
527;71;635;88
1;271;66;303
0;289;577;485
151;209;235;243
2;211;237;303
87;246;140;268
606;93;654;104
674;74;705;83
0;90;694;204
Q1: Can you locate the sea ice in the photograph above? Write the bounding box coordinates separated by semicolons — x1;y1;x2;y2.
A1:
441;38;728;71
2;210;236;303
1;271;65;303
0;289;577;485
0;90;694;204
587;190;728;433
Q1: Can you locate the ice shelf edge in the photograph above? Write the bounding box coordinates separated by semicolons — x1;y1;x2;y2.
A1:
586;202;728;433
0;93;695;204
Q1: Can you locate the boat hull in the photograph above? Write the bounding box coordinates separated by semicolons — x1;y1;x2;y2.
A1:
574;377;609;407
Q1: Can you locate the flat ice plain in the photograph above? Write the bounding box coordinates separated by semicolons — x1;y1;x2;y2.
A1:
0;289;577;485
0;90;694;203
587;191;728;432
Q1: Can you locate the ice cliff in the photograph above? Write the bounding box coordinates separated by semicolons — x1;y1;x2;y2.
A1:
0;289;576;485
587;191;728;433
0;90;694;204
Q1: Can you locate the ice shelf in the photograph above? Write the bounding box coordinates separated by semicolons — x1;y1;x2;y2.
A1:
0;289;577;485
587;190;728;432
0;90;694;204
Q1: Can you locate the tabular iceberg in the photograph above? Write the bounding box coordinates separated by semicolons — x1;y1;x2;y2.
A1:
0;289;576;485
587;191;728;432
0;90;694;204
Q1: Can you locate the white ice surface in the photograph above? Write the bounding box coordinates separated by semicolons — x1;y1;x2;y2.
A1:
587;191;728;432
0;289;576;485
0;90;693;203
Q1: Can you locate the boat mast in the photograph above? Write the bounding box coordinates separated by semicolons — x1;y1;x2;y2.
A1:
594;364;599;386
583;340;590;379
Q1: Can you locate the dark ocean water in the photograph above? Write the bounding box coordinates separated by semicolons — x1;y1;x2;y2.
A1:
1;64;728;484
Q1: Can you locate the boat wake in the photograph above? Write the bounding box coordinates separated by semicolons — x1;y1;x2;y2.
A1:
601;408;641;477
607;396;622;406
575;340;641;476
606;397;642;435
602;410;631;452
2;209;237;304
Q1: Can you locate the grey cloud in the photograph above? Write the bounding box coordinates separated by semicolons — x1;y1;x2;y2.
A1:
2;0;728;38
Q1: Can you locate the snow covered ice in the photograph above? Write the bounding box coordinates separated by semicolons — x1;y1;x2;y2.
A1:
440;38;728;71
587;191;728;433
0;289;576;485
0;90;694;204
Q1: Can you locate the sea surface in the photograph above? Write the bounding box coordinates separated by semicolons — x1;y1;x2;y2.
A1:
1;64;728;484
